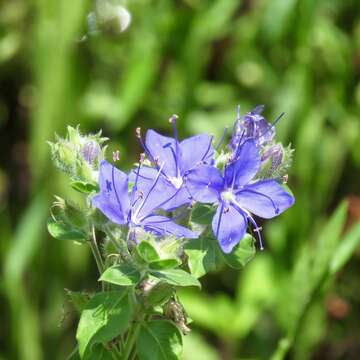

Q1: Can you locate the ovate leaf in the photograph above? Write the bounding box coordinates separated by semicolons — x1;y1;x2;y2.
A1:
149;259;180;270
137;320;183;360
222;234;256;269
76;290;132;358
150;269;201;288
47;218;87;242
99;264;141;286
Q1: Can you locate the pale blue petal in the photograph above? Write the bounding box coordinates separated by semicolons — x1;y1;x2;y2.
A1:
225;139;260;188
145;130;178;178
236;180;294;219
186;165;224;203
180;134;214;173
142;215;198;239
93;160;130;220
211;203;247;253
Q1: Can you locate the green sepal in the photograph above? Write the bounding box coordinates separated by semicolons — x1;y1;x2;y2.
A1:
137;241;160;263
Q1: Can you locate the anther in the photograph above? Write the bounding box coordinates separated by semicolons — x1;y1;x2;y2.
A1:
283;174;288;184
139;153;145;163
169;114;179;124
113;150;120;162
136;127;142;138
154;156;160;166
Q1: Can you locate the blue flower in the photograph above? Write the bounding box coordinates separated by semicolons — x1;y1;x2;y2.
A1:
135;115;214;210
186;139;294;253
92;160;198;240
230;105;278;155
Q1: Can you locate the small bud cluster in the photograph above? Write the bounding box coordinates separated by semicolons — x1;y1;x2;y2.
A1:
48;126;108;184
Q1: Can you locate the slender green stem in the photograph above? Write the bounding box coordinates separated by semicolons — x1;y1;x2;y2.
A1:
90;225;105;290
122;320;142;360
109;345;122;360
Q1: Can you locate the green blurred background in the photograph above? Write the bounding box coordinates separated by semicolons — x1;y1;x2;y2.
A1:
1;0;360;359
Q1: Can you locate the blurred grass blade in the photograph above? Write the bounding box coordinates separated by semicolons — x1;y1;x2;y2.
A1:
330;222;360;275
3;192;48;360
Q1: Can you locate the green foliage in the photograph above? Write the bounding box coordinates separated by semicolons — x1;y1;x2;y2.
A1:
76;290;133;358
1;0;360;359
136;320;183;360
99;264;141;286
47;218;88;243
150;269;201;288
222;234;256;269
185;236;223;278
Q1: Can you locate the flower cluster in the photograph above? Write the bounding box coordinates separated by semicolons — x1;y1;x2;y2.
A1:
48;105;296;359
92;106;295;253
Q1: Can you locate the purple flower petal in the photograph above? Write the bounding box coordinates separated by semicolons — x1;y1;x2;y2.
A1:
132;175;180;220
92;194;127;224
145;130;178;178
129;166;158;183
225;139;260;188
180;134;214;173
142;215;198;239
211;203;247;253
186;165;224;203
236;180;294;219
92;160;130;221
160;186;193;211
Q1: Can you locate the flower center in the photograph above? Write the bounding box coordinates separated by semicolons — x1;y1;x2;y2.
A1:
221;190;235;202
169;176;183;189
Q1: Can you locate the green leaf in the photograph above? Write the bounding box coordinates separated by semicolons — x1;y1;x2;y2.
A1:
138;241;160;262
99;264;141;286
149;259;180;270
222;234;256;269
83;344;113;360
76;290;132;358
184;236;223;278
47;218;87;242
150;269;201;288
71;180;98;194
330;222;360;275
65;289;91;314
137;320;183;360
